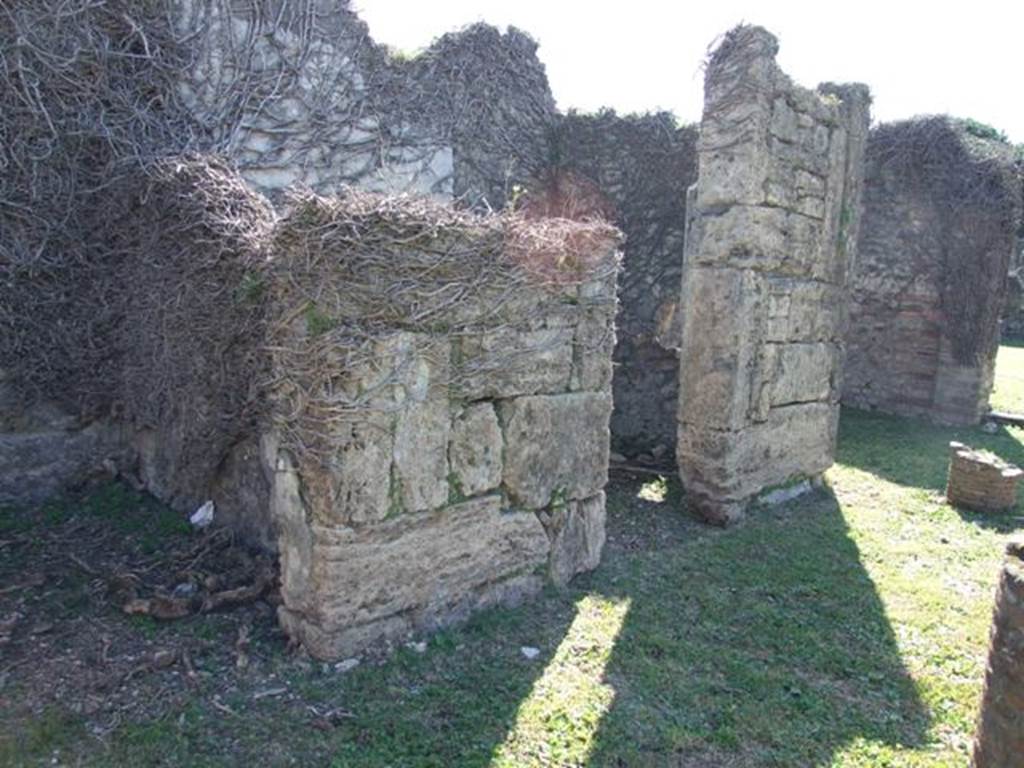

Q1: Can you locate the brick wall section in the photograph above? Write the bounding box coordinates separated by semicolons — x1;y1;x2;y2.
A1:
946;442;1023;513
844;119;1022;425
972;536;1024;768
675;26;870;524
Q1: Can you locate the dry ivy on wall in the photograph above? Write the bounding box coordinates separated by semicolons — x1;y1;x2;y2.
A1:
868;117;1022;365
0;0;561;417
269;188;619;461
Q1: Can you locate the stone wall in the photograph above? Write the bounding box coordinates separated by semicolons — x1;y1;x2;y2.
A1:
676;26;870;524
972;536;1024;767
844;118;1022;425
266;193;620;659
556;112;698;459
177;1;555;207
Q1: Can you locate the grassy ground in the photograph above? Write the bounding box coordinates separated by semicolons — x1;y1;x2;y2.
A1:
2;410;1022;767
989;341;1024;413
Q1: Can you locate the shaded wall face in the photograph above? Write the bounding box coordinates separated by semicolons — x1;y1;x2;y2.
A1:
844;126;1018;426
675;27;870;524
555;115;698;460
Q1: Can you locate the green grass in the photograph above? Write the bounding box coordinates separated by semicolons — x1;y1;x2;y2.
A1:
2;414;1022;766
989;343;1024;414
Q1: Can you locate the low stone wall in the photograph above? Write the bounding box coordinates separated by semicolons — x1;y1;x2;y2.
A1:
675;26;870;523
264;192;620;658
844;118;1022;425
972;536;1024;767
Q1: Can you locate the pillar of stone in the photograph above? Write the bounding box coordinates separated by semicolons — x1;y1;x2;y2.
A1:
676;26;870;523
972;536;1024;768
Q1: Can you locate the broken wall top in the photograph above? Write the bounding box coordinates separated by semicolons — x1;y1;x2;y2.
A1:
676;25;871;522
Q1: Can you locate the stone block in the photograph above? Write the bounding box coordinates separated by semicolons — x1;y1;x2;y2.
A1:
276;495;549;659
769;343;837;406
455;326;573;400
677;267;766;432
448;403;502;497
541;492;607;587
499;392;611;509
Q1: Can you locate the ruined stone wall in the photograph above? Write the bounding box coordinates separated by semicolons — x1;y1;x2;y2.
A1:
555;112;698;460
177;1;555;207
844;119;1022;425
266;192;620;658
972;536;1024;767
676;26;870;524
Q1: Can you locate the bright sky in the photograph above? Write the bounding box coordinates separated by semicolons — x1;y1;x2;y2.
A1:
356;0;1024;144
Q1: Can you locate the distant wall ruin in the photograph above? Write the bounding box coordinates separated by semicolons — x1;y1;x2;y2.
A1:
676;26;870;523
844;118;1022;425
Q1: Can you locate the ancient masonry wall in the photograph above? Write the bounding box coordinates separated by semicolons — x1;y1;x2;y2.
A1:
556;112;698;460
178;1;555;207
267;193;620;659
972;536;1024;767
843;119;1022;425
676;26;870;524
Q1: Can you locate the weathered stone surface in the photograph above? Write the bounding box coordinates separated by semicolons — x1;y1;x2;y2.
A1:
448;403;502;497
455;326;573;400
500;393;612;509
571;307;617;392
676;26;869;523
844;119;1021;426
394;395;450;513
541;492;607;587
0;421;125;506
277;496;549;659
211;435;275;551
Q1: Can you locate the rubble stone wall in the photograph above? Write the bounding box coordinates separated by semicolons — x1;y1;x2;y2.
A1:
178;1;555;207
556;112;698;459
972;537;1024;767
676;26;870;524
265;194;620;659
844;119;1022;425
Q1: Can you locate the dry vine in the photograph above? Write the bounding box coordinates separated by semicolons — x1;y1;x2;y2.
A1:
868;117;1022;365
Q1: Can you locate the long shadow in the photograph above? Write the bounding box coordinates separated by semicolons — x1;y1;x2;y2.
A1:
583;482;930;767
838;406;1024;533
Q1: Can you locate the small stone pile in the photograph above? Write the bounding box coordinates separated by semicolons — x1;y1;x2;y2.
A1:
946;442;1022;513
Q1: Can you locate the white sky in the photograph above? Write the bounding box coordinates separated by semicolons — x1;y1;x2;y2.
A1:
356;0;1024;144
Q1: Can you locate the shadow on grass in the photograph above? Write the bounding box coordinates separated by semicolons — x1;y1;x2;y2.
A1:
837;406;1024;533
577;483;930;766
0;473;933;767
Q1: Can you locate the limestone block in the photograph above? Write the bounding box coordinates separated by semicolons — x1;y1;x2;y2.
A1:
769;343;838;406
687;205;827;279
301;414;394;526
765;279;844;342
677;266;766;432
448;403;502;497
455;326;573;400
499;392;611;509
677;402;837;519
277;495;549;659
394;395;450;513
571;308;616;391
541;492;607;587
